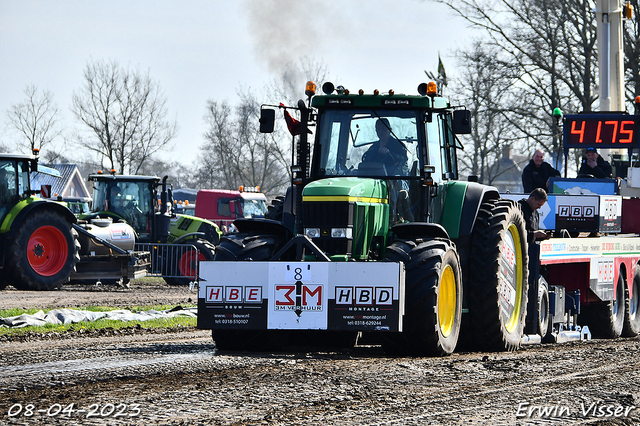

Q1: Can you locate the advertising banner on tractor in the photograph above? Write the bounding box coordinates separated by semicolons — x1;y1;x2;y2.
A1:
540;236;640;264
598;196;622;233
590;257;616;302
552;195;599;232
197;262;269;330
198;261;404;332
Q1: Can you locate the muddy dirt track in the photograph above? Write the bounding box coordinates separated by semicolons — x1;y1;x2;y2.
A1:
2;281;640;425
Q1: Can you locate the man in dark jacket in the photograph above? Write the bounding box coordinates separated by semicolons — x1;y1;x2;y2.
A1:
518;188;551;335
522;149;561;193
518;188;550;244
578;147;612;178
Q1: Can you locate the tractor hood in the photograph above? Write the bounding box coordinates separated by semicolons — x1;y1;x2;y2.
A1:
302;177;388;202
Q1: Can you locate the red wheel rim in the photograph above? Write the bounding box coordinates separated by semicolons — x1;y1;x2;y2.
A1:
27;226;68;277
178;249;205;279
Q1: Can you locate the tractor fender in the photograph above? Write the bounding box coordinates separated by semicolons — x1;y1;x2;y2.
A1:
391;222;450;240
440;181;500;239
233;218;293;241
172;232;207;245
2;198;76;237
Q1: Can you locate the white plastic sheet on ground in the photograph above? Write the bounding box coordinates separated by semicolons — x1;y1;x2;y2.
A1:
0;307;197;328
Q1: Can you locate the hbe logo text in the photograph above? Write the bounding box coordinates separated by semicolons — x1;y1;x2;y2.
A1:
205;286;262;303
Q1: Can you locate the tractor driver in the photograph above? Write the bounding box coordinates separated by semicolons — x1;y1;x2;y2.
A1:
110;184;143;228
362;118;412;223
361;118;408;176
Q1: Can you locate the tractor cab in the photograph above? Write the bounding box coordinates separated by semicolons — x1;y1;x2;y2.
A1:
88;174;162;242
0;154;38;220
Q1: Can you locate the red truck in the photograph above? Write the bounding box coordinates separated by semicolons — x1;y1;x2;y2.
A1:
194;187;268;229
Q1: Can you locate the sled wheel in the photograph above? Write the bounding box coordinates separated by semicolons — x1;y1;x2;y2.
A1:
582;271;625;338
537;280;552;341
623;266;640;337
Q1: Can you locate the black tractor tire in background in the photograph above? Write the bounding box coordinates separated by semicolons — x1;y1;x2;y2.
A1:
381;238;463;356
265;196;285;222
6;210;79;291
214;233;282;262
581;271;625;338
164;239;215;286
466;199;529;352
212;233;289;351
622;266;640;337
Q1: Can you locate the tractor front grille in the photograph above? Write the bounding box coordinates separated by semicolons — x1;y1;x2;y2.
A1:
302;201;354;257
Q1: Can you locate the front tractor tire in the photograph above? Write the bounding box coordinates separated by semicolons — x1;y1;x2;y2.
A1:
7;210;79;291
467;199;529;351
164;239;216;286
382;238;462;356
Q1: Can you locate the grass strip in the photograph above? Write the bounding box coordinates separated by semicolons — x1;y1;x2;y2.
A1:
0;304;196;337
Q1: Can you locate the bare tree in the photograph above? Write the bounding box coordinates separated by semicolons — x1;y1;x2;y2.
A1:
197;91;289;196
71;59;177;175
452;42;527;185
433;0;598;168
624;2;640;107
6;85;62;154
196;57;331;196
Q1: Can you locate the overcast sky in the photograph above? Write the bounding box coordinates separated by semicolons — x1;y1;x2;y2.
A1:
0;0;473;167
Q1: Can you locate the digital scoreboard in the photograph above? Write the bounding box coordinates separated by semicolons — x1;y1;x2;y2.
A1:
563;114;640;149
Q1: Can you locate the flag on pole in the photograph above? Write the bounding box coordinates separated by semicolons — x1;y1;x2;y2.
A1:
280;103;310;136
438;54;448;87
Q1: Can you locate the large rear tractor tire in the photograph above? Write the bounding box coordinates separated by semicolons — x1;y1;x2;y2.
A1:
623;266;640;337
212;233;288;351
382;238;462;356
467;199;529;351
7;210;79;291
581;272;625;338
164;239;216;286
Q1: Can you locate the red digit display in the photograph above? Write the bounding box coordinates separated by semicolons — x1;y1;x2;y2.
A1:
563;115;639;148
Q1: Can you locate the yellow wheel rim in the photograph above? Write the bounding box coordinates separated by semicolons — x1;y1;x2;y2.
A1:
439;264;457;337
503;223;524;333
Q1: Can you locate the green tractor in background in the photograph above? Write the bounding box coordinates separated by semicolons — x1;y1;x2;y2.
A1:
83;173;221;285
201;81;528;355
0;152;80;291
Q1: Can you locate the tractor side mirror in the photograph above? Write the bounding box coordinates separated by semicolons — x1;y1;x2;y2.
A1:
259;108;275;133
452;110;471;134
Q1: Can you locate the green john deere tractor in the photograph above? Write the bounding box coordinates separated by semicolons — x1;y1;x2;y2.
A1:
83;173;221;285
199;81;528;355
